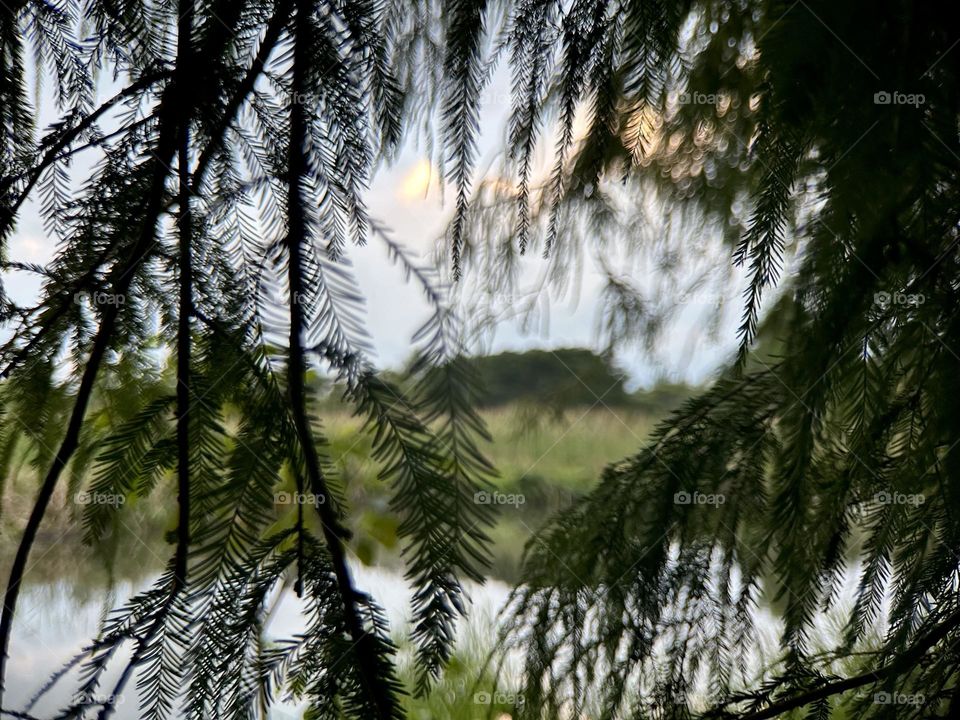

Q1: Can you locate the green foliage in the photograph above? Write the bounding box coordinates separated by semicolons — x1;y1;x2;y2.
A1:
2;0;960;718
438;1;960;718
471;348;632;408
0;0;498;717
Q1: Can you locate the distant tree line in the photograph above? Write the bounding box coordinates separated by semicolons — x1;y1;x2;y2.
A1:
468;348;693;411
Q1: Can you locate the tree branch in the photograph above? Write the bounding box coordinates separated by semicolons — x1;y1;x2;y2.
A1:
285;1;398;716
0;0;275;706
0;98;181;709
0;71;170;241
173;0;195;597
716;608;960;720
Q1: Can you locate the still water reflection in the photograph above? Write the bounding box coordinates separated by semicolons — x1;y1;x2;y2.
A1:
3;528;510;719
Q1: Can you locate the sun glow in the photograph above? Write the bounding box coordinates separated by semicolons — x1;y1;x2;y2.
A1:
399;158;435;200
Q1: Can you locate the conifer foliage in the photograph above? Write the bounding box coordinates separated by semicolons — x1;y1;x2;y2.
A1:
3;0;960;718
0;0;494;717
436;1;960;718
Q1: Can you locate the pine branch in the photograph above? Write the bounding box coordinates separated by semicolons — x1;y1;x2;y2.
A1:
712;607;960;720
0;0;266;703
285;1;401;716
0;0;268;383
0;82;182;710
0;70;170;242
174;0;196;595
734;125;804;365
94;564;190;720
442;0;489;278
191;0;293;191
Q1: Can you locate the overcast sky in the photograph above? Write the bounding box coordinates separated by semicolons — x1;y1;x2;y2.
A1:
4;65;745;389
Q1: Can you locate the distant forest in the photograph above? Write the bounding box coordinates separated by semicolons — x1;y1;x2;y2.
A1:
374;348;694;411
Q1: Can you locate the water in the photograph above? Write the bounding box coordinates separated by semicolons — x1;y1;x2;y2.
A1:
3;541;512;719
1;523;866;718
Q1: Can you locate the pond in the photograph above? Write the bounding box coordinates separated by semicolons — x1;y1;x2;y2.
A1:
3;534;512;719
1;510;867;718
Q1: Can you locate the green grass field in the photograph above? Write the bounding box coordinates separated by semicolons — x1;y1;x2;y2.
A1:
482;405;655;490
325;404;655;493
1;403;663;587
321;404;658;581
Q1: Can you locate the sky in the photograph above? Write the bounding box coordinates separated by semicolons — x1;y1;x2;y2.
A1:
4;60;746;389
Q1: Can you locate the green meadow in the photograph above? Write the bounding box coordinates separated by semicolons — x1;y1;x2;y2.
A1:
1;350;691;587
